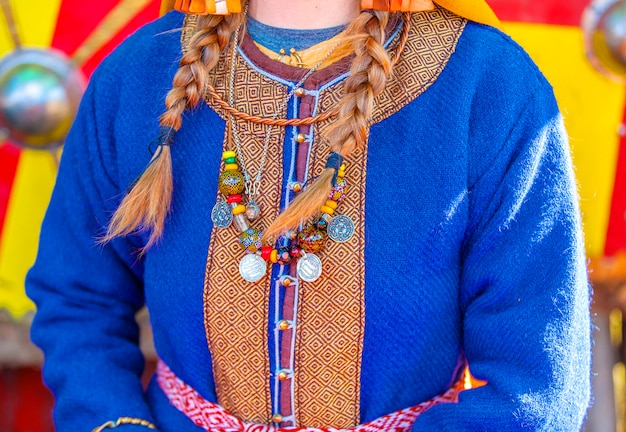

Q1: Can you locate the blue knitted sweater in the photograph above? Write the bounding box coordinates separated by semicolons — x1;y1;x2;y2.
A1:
27;9;591;432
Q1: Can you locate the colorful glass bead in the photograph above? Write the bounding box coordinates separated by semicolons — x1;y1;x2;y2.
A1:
232;204;246;215
245;201;261;220
222;150;237;160
218;170;245;195
290;247;302;258
261;245;273;261
320;205;335;215
224;157;237;165
281;276;295;287
297;224;327;253
238;228;263;253
288;182;303;193
276;247;291;265
227;194;242;204
328;177;347;203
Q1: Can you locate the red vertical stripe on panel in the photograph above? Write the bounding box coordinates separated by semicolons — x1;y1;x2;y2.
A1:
0;143;21;240
605;110;626;256
79;1;161;76
486;0;589;26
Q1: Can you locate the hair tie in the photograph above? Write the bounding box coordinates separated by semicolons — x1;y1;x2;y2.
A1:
127;127;177;193
325;152;344;186
148;126;177;155
157;126;177;147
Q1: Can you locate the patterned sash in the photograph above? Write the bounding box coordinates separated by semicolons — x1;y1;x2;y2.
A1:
156;360;465;432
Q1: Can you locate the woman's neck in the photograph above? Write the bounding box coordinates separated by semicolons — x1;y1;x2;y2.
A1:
247;0;361;29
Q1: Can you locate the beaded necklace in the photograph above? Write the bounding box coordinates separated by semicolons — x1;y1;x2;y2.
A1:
211;22;356;283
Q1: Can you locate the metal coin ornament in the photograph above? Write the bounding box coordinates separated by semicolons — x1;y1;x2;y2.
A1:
211;201;233;228
239;254;267;282
327;214;355;243
0;48;86;149
297;252;323;282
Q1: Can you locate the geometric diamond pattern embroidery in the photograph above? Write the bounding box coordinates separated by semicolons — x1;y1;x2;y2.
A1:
203;49;289;424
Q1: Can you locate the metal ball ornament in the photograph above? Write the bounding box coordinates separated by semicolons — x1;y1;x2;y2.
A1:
582;0;626;82
601;0;626;65
0;48;86;149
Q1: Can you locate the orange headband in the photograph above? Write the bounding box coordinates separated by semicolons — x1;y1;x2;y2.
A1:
161;0;500;29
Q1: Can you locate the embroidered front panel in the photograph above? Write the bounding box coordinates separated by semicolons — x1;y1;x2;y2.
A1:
199;6;467;428
203;49;289;423
371;8;466;124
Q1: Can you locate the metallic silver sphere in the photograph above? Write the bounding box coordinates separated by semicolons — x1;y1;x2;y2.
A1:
601;0;626;65
0;48;85;150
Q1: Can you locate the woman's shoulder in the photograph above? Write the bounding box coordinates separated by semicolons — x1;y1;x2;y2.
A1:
452;20;552;99
92;11;186;90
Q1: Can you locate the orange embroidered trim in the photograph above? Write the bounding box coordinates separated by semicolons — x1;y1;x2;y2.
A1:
361;0;435;12
174;0;241;15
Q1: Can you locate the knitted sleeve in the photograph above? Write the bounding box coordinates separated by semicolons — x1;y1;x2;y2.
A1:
412;82;591;430
26;64;157;431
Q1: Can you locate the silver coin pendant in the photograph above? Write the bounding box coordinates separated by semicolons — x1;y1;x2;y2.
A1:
239;254;267;283
297;252;323;282
211;201;233;229
327;214;355;243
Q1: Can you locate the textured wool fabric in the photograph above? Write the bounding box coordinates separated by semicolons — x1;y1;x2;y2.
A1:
26;10;590;432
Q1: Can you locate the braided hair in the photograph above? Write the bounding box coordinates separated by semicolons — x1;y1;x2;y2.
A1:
105;6;396;249
103;9;246;249
263;10;392;240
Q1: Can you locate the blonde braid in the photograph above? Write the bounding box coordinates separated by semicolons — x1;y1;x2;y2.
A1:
263;11;393;240
104;12;244;250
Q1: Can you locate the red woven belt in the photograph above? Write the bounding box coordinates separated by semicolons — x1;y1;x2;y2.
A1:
156;360;464;432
